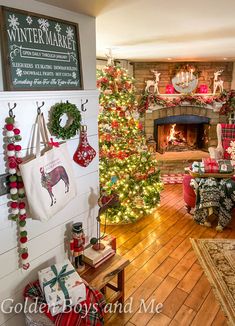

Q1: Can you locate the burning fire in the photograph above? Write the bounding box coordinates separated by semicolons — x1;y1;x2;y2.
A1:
167;124;186;145
167;124;177;142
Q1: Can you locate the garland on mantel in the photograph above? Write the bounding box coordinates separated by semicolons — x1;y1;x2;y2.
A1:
138;93;224;115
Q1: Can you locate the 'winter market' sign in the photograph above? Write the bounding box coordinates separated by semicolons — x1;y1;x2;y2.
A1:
0;7;83;90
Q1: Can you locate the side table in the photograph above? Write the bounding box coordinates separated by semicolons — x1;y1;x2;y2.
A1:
81;253;130;304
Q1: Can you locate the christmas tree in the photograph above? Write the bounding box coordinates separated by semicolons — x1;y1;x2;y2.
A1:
97;63;162;224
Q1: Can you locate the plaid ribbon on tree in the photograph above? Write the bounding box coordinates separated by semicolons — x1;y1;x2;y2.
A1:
24;280;106;326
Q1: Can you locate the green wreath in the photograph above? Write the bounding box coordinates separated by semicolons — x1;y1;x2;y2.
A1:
49;102;82;139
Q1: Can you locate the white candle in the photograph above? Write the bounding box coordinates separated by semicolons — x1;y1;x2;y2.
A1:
190;69;193;80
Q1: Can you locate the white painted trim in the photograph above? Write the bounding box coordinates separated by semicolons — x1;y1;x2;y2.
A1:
0;89;99;101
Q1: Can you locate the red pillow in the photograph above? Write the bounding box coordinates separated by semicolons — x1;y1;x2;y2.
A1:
222;138;232;159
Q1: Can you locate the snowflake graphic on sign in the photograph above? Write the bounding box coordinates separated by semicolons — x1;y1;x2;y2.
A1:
55;23;61;33
8;14;19;30
38;18;50;31
26;16;33;25
66;26;74;39
16;68;22;77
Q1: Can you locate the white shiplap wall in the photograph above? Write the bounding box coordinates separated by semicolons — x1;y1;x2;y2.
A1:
0;90;99;325
0;2;99;324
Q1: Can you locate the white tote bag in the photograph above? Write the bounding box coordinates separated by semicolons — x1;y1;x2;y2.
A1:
19;113;77;221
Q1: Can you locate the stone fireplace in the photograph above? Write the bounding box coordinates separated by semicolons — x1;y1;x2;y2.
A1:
144;103;224;154
155;115;210;153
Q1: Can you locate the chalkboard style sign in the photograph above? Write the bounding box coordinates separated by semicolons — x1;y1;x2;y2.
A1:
0;6;83;90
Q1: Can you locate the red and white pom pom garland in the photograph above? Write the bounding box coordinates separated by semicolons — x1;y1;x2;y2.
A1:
5;116;30;270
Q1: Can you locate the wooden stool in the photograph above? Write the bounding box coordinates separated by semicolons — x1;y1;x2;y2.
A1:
81;254;130;304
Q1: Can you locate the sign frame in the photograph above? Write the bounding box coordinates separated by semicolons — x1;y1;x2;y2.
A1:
0;6;83;91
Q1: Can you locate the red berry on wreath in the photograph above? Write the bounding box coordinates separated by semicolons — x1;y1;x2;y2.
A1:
7;144;15;151
5;124;14;131
20;236;28;244
13;128;20;135
21;252;28;260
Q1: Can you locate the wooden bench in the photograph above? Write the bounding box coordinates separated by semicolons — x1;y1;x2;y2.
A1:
81;253;130;304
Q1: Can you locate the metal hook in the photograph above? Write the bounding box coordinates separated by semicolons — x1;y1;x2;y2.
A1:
8;103;17;117
81;99;88;112
36;101;45;115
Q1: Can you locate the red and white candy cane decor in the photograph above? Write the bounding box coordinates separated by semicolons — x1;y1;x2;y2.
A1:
5;115;30;270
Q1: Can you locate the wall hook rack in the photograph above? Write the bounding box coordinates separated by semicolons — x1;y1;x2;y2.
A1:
36;101;45;115
81;99;88;112
8;103;17;117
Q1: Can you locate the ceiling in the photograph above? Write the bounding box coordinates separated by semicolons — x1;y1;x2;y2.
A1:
36;0;235;62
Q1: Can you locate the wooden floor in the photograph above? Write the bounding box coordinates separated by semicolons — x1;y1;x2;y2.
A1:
102;184;235;326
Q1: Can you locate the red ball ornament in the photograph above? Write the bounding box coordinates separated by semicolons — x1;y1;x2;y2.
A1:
9;161;17;169
23;263;30;270
19;202;26;209
111;121;119;128
13;128;20;135
16;158;23;164
20;236;28;244
15;145;22;151
138;122;143;130
11;202;18;209
19;214;27;221
10;182;17;188
17;182;24;189
21;252;28;260
5;124;14;131
7;144;15;151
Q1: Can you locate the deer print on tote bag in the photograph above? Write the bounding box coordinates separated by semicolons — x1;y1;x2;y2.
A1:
40;165;70;206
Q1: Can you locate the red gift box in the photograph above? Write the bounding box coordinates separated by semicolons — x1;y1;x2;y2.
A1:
202;158;219;173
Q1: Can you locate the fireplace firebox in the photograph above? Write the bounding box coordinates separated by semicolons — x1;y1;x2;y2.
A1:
154;115;210;153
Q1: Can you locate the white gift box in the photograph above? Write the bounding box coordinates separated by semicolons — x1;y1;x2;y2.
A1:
38;259;86;316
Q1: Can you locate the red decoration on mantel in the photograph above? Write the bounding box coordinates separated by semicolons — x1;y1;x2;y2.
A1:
199;84;208;94
73;125;96;167
165;84;175;94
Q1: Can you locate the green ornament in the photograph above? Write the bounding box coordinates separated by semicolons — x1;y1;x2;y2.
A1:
19;220;26;227
9;175;17;182
20;231;27;237
17;176;23;182
11;215;18;221
49;102;82;140
18;193;25;198
11;194;18;200
14;135;22;141
5;117;15;124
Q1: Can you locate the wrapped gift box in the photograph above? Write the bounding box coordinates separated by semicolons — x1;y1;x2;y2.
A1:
38;259;86;316
202;158;219;173
218;160;234;173
192;161;205;174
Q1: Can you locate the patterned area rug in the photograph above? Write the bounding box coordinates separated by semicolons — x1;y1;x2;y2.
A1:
191;238;235;325
161;173;184;184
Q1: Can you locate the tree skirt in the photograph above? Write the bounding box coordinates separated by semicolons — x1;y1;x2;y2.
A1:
161;173;184;184
191;238;235;325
